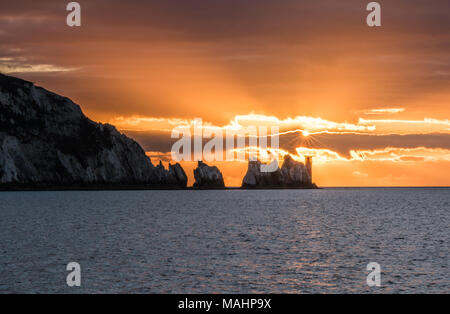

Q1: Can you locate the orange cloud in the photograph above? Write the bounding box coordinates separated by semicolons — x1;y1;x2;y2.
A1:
297;147;450;164
358;118;450;134
111;113;450;138
362;108;406;115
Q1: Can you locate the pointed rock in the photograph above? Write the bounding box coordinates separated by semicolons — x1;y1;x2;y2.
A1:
280;155;311;187
241;155;316;188
193;161;225;188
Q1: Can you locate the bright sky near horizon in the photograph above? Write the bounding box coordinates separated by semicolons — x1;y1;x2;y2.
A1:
1;0;449;186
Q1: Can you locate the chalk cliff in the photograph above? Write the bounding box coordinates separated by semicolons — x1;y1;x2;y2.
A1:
193;161;225;188
0;74;187;189
242;155;316;188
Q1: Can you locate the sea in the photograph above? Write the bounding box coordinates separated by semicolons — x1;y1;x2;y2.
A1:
0;188;448;293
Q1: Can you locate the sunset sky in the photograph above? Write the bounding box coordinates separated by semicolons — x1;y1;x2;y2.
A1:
1;0;449;186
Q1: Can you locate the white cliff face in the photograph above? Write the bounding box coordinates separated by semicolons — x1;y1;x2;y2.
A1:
0;136;22;182
193;161;225;188
242;155;314;188
0;74;187;188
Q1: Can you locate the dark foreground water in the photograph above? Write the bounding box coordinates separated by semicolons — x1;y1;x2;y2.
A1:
0;188;448;293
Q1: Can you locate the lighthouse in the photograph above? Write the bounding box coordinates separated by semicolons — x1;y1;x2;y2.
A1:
305;156;312;184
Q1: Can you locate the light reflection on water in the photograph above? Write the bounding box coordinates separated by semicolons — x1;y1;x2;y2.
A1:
0;188;448;293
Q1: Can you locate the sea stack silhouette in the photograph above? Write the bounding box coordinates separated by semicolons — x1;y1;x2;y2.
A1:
193;161;225;188
242;155;317;189
0;74;187;190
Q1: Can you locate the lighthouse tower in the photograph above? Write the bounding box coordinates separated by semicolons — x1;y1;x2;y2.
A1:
305;156;312;184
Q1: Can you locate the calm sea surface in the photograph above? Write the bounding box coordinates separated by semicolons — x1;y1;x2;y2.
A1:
0;188;448;293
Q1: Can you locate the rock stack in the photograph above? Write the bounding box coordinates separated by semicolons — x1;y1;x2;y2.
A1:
193;161;225;188
242;155;316;189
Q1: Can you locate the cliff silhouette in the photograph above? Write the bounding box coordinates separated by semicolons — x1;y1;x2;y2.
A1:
0;74;187;190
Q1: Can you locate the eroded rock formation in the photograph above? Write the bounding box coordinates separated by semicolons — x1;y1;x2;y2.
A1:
193;161;225;188
242;155;316;188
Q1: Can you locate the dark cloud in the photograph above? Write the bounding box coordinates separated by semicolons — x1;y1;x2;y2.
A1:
123;129;450;157
2;1;449;42
281;133;450;157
